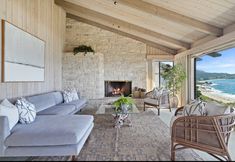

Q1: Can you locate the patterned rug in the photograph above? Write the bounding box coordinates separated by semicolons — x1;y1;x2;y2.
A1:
28;110;203;161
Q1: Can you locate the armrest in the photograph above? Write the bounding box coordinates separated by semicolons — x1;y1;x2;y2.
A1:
172;114;235;148
145;90;153;98
174;106;184;116
0;116;11;156
171;115;216;141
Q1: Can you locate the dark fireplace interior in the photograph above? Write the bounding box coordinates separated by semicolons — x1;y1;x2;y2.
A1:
105;81;132;97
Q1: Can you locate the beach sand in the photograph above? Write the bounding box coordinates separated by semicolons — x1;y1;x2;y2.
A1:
200;87;235;103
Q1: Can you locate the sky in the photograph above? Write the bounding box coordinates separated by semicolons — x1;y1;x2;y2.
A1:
197;47;235;74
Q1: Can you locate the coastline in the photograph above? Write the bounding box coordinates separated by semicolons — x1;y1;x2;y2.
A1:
199;87;235;103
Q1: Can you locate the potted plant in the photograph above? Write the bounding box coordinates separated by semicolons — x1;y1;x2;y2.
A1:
73;45;95;55
113;95;134;114
161;64;186;108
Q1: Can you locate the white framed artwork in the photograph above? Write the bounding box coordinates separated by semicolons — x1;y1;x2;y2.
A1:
1;20;45;82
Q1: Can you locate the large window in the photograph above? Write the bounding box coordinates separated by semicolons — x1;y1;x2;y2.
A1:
153;61;173;88
195;47;235;106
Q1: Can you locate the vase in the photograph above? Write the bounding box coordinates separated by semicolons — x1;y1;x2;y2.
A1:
140;92;145;98
170;95;179;108
133;91;140;98
121;104;129;114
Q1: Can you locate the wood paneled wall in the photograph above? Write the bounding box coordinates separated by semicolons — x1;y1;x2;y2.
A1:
0;0;66;99
146;45;174;61
174;54;188;106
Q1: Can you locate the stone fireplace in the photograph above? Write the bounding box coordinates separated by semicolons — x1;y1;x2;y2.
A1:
63;20;148;99
105;81;132;97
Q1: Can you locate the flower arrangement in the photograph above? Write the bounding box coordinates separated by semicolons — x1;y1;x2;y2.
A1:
112;95;134;113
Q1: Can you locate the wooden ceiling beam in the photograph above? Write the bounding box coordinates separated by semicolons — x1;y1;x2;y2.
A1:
55;0;189;50
146;54;174;61
119;0;223;36
55;0;188;52
67;14;176;54
55;0;191;50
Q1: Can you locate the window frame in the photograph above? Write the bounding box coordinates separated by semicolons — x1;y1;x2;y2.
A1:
159;61;174;88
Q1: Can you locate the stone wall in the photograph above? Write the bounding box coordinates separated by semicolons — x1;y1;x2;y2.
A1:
63;18;147;99
63;52;104;99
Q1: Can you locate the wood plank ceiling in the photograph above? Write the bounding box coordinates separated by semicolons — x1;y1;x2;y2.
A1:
55;0;235;54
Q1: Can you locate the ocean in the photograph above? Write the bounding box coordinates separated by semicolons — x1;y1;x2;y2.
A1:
209;79;235;95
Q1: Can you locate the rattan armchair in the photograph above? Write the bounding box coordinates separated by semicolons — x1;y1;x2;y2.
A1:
144;89;171;115
171;108;235;161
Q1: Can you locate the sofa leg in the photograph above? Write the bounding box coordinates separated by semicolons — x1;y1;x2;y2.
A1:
71;155;78;161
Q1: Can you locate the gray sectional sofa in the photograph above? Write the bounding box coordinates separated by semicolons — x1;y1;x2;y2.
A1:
0;91;94;158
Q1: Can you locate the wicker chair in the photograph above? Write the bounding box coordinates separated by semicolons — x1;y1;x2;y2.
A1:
171;107;235;161
144;89;171;115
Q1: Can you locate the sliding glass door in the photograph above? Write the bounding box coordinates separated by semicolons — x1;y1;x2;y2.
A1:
194;47;235;106
153;61;174;88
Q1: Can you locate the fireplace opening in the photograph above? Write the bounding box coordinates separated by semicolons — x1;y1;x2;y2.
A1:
105;81;132;97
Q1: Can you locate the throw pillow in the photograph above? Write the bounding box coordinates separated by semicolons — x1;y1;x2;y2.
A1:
205;101;232;116
71;88;79;100
0;99;19;130
152;87;163;99
63;88;79;103
63;90;73;103
15;98;36;124
183;99;207;116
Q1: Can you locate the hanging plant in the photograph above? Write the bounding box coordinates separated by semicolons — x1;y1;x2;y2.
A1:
73;45;95;55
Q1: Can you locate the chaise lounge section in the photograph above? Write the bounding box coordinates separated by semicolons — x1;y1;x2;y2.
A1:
0;91;93;158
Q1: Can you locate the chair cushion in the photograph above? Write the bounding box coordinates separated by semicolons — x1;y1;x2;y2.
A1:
5;115;94;147
205;102;230;116
26;92;56;112
65;99;87;111
37;105;77;115
144;98;159;106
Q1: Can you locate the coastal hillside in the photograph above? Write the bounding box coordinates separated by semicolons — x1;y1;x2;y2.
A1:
196;70;235;81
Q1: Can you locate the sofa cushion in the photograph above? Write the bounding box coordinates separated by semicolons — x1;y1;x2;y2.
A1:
52;91;64;105
37;105;77;115
26;93;56;112
65;99;87;111
5;115;94;147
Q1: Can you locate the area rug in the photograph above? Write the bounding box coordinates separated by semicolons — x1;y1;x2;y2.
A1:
28;110;203;161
